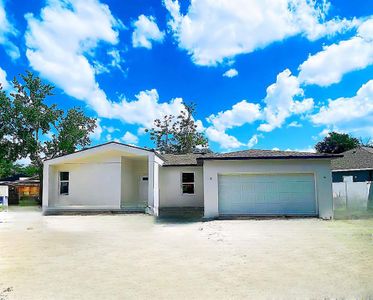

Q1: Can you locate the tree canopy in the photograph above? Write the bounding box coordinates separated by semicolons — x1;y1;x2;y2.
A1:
0;161;38;179
315;132;361;154
146;103;209;154
0;71;96;192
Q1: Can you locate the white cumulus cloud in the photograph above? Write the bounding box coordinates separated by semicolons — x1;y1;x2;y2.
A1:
164;0;357;66
298;18;373;86
287;121;302;128
0;67;11;91
24;0;186;131
103;126;120;133
111;90;185;127
132;15;165;49
311;80;373;136
207;100;261;132
205;69;314;149
223;68;238;78
285;147;316;153
122;131;139;144
25;0;122;117
247;134;262;148
258;69;314;132
0;0;20;59
205;127;243;150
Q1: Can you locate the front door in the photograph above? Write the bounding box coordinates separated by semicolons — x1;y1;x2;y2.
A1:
139;176;148;206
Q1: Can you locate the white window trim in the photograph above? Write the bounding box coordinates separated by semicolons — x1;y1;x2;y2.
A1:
59;172;69;196
181;171;195;196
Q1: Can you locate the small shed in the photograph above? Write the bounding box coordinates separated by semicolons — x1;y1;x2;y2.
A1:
0;175;40;205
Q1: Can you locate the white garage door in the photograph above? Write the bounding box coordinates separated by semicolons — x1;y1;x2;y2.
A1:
218;174;317;216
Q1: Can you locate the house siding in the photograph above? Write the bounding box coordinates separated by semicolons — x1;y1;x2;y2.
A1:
48;155;122;209
159;166;204;208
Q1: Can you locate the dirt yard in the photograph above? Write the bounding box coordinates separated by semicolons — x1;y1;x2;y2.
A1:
0;207;372;300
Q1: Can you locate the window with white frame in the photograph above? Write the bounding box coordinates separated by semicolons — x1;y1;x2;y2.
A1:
59;172;69;195
181;172;195;194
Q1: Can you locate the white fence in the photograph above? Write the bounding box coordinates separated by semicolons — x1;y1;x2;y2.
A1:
333;182;373;209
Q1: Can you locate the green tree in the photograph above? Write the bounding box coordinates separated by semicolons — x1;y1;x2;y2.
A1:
146;103;209;154
0;83;16;162
0;161;38;179
0;71;96;201
146;114;176;154
173;103;209;154
315;132;361;154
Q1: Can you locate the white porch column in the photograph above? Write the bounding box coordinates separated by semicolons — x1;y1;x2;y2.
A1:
153;162;159;216
42;163;50;212
147;153;160;216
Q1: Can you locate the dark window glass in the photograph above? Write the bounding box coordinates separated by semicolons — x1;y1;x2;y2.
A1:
60;172;69;181
142;177;148;181
182;183;194;194
182;173;194;183
60;182;69;195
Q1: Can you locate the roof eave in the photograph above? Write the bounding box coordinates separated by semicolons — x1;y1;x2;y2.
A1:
197;155;342;161
332;167;373;172
163;163;201;167
44;141;163;165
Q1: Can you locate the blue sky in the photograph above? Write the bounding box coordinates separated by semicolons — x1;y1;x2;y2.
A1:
0;0;372;153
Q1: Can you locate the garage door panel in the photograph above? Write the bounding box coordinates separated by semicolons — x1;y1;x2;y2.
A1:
218;174;316;216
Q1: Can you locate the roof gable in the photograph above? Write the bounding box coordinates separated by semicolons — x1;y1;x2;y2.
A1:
44;142;156;165
331;147;373;170
161;153;202;166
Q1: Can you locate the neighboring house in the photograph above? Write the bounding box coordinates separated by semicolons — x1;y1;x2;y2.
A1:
43;142;340;219
331;147;373;182
0;175;40;205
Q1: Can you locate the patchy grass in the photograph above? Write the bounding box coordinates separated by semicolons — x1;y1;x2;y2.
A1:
334;208;373;220
18;197;39;207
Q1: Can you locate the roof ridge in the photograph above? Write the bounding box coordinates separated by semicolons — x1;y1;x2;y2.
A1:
362;146;373;153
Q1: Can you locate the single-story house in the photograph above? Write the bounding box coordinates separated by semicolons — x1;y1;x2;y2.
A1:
42;142;341;219
332;147;373;182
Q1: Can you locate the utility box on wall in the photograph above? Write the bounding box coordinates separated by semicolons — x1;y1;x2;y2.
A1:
0;185;9;208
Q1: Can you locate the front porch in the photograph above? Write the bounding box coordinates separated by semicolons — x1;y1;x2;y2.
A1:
120;156;149;211
42;142;161;215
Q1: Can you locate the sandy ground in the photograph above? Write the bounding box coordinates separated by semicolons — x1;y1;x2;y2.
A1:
0;207;373;300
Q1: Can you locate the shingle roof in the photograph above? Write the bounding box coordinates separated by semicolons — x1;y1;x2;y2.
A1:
161;153;202;166
161;149;340;166
199;149;340;160
331;147;373;170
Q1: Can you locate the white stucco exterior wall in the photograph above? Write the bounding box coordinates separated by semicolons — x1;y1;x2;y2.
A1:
159;166;204;208
47;155;122;209
203;159;333;219
43;143;159;214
